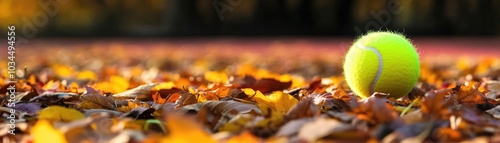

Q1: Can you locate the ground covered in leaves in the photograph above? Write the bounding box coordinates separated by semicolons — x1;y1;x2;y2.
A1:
1;42;500;143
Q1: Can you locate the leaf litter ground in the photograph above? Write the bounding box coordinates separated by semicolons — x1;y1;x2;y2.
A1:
1;42;500;143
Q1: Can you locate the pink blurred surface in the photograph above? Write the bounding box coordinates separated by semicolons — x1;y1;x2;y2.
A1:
8;38;500;59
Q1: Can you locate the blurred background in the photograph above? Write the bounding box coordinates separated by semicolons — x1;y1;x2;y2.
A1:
0;0;499;88
1;0;499;37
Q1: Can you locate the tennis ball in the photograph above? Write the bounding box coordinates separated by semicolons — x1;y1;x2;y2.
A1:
343;31;420;99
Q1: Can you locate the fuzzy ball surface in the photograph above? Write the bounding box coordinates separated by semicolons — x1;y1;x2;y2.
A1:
343;31;420;98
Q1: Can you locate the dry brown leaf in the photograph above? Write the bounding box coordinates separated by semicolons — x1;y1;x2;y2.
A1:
175;91;199;108
353;93;403;126
78;94;115;110
238;76;292;93
276;118;314;137
421;89;453;120
119;107;155;120
451;84;494;110
298;117;369;142
485;105;500;119
285;98;320;120
112;83;158;99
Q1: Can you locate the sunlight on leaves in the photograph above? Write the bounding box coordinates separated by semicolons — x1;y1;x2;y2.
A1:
160;114;216;143
31;120;68;143
51;64;74;78
39;106;85;122
243;88;298;114
205;71;229;83
76;70;97;80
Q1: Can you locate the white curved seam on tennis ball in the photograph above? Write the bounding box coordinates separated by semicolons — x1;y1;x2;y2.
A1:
357;42;382;94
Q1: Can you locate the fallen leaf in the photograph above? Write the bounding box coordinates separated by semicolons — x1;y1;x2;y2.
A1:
78;94;115;110
178;101;260;131
451;84;495;110
160;114;216;143
154;82;176;90
218;114;256;133
205;71;229;83
252;104;286;137
421;89;453;120
225;131;260;143
238;76;292;93
38;106;85;122
152;92;167;104
276;118;314;137
119;107;155;120
485;105;500;119
298;117;369;142
76;70;97;80
243;88;298;114
113;83;158;99
115;101;151;113
434;127;463;142
175;91;198;108
93;75;130;93
31;120;68;143
285;98;320;120
178;100;260;115
352;93;403;127
83;109;124;117
51;64;74;78
12;103;42;116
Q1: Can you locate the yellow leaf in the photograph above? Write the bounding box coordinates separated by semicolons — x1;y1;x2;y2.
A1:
154;82;175;90
42;80;57;91
267;91;299;113
278;74;305;88
93;75;129;93
237;64;258;76
76;70;97;80
219;114;255;133
1;68;9;79
110;75;129;93
160;115;216;143
204;71;229;83
255;103;285;131
197;94;208;103
28;74;37;84
38;106;85;122
242;88;271;106
51;64;74;78
68;82;79;89
31;120;68;143
242;88;298;114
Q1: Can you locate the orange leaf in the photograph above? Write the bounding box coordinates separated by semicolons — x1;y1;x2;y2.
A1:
167;92;181;103
153;92;167;104
160;114;216;143
226;131;260;143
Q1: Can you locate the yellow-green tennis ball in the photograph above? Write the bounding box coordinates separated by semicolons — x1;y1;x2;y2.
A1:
343;31;420;99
